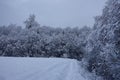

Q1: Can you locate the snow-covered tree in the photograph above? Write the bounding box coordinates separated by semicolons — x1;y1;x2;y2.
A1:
86;0;120;80
24;14;39;29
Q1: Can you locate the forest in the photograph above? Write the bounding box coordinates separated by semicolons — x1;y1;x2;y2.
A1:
0;0;120;80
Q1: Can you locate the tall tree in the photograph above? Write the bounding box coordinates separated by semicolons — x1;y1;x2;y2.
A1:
86;0;120;80
24;14;39;29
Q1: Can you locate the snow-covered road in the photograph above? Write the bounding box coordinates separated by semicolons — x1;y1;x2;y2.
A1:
0;57;89;80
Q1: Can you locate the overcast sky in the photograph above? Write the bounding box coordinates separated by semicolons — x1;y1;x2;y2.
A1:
0;0;107;28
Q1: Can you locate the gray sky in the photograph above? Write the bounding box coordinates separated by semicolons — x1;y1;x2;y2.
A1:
0;0;106;28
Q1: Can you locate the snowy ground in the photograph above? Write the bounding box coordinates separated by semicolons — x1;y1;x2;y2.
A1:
0;57;92;80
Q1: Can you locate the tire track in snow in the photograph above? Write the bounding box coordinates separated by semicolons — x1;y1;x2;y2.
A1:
16;60;71;80
0;57;89;80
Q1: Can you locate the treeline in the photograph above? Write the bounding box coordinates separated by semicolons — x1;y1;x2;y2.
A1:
0;16;91;60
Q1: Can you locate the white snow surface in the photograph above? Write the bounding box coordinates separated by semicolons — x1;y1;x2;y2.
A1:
0;57;90;80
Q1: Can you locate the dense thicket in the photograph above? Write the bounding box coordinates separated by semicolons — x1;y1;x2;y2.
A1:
86;0;120;80
0;15;91;60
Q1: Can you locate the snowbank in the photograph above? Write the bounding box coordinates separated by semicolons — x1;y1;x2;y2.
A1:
0;57;89;80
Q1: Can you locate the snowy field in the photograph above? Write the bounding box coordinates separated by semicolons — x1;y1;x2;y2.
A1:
0;57;92;80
